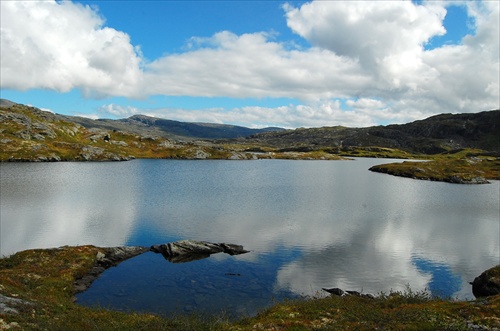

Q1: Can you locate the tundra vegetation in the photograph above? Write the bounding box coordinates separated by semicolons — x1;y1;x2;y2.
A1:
1;101;499;183
1;102;500;328
1;246;499;330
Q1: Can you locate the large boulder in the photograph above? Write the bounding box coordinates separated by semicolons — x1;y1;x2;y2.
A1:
471;265;500;298
150;240;249;263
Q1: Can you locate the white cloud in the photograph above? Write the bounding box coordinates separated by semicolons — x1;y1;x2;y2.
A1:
145;31;370;100
282;0;499;120
1;0;498;128
284;1;446;72
98;104;140;118
98;101;380;128
0;1;143;97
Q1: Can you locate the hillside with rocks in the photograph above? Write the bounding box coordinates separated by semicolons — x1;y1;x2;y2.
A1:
1;99;499;164
59;113;284;140
244;110;500;155
0;101;257;161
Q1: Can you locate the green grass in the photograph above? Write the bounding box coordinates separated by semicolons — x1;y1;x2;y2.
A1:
1;246;499;330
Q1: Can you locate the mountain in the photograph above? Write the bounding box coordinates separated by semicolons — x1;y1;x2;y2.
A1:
0;99;283;161
59;113;284;140
1;99;499;162
244;110;500;154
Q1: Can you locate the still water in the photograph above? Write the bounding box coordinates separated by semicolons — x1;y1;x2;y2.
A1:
1;159;499;317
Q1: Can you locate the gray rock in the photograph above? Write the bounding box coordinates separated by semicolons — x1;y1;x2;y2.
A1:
32;133;46;140
0;294;33;314
111;140;128;147
74;246;148;293
151;240;249;263
80;145;105;160
14;130;31;140
322;288;344;296
322;287;374;299
193;149;210;159
32;121;56;138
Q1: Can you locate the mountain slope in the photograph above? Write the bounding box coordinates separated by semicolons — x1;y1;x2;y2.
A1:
60;113;284;140
246;110;500;154
1;99;499;163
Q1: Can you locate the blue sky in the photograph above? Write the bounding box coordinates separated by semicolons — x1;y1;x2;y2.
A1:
1;1;498;128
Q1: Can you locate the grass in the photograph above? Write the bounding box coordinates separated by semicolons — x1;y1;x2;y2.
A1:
1;246;499;330
0;105;347;161
369;149;500;184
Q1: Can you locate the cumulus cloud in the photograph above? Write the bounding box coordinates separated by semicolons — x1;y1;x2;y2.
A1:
98;101;379;128
0;1;143;97
1;0;498;128
284;1;446;71
282;0;499;119
145;31;369;101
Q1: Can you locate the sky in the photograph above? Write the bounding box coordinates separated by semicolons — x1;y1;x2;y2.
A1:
1;0;499;129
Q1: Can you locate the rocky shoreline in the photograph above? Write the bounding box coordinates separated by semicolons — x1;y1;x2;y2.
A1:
70;242;500;300
1;244;499;330
73;246;149;293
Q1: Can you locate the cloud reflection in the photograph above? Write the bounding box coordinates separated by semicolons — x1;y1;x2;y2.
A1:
1;162;139;255
1;160;498;300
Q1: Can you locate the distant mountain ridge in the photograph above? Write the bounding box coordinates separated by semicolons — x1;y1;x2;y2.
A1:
53;112;285;140
123;114;284;139
246;110;500;154
1;99;499;155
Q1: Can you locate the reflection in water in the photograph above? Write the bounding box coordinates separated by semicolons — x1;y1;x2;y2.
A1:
1;162;140;254
412;257;461;298
1;159;499;316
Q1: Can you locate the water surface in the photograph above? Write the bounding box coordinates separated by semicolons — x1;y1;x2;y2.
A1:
1;159;498;317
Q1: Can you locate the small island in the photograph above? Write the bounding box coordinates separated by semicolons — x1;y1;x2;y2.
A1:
369;150;500;184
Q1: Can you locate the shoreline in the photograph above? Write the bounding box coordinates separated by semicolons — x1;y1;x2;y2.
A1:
1;245;499;330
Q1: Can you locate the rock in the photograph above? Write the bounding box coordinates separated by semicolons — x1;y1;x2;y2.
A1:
193;149;210;159
150;240;249;263
471;265;500;298
219;243;249;255
73;246;148;293
448;175;490;184
0;294;33;314
79;145;105;160
322;287;374;299
111;140;128;147
32;121;56;138
322;288;344;296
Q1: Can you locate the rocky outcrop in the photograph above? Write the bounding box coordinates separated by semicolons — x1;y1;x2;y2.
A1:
471;265;500;298
73;246;148;293
150;240;249;263
322;287;375;299
250;110;500;154
0;294;33;314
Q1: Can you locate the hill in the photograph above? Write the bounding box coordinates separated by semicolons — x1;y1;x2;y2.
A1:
59;113;284;140
1;99;499;168
245;110;500;154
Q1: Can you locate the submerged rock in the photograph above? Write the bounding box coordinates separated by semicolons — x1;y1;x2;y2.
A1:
471;265;500;298
150;240;249;263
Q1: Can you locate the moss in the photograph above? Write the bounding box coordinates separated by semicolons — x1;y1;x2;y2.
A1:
369;149;500;184
1;246;499;330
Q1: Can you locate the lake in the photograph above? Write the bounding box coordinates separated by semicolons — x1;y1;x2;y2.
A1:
1;158;499;318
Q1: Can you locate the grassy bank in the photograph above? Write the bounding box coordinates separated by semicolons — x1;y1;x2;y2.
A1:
1;246;499;330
